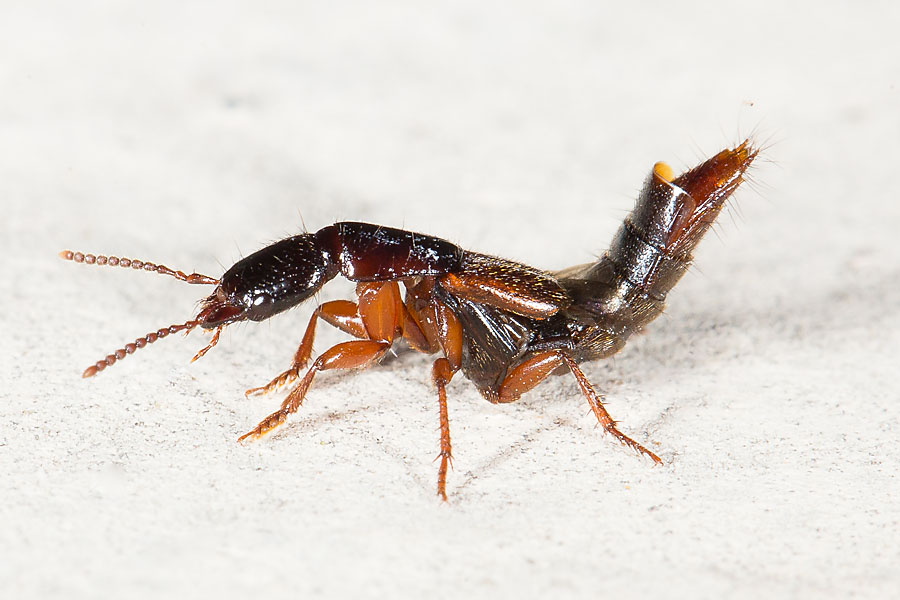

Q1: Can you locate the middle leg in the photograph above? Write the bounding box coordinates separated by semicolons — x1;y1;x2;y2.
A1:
432;357;455;501
432;300;463;499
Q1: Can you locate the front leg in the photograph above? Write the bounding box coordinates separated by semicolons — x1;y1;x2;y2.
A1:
245;300;367;397
240;282;408;441
239;339;391;440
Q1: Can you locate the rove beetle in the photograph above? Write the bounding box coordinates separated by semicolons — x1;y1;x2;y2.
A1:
62;141;758;500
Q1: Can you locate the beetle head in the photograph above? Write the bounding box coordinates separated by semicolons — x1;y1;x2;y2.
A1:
196;233;338;328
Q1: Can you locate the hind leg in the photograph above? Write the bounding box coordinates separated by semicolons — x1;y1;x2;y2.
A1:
498;350;662;463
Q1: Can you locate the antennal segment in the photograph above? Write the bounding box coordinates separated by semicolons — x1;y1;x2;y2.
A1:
60;250;218;285
82;319;202;378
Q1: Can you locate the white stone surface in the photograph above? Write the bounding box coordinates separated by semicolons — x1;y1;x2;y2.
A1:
2;1;899;598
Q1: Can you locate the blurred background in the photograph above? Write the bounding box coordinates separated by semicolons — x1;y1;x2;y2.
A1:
3;1;898;598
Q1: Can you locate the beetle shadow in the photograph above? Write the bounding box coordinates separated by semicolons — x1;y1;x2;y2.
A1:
250;264;900;500
612;263;900;389
452;264;900;498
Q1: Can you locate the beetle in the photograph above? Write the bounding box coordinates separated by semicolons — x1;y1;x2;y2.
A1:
62;140;757;500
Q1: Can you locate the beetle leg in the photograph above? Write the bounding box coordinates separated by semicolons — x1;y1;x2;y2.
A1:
240;282;404;441
432;357;455;502
497;350;662;463
557;352;662;463
238;339;391;441
497;350;567;403
427;299;463;501
356;282;403;342
401;278;441;354
245;300;367;397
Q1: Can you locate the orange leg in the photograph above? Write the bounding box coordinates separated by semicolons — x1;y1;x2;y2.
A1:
248;280;438;398
238;339;390;441
356;281;403;342
432;357;455;501
241;282;406;441
499;350;662;463
399;304;432;353
402;278;441;354
400;285;464;500
245;299;366;397
434;300;463;370
428;299;464;500
497;350;564;404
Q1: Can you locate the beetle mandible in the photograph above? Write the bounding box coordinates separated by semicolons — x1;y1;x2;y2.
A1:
62;141;758;500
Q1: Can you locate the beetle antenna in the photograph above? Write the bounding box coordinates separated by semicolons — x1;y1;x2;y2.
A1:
81;318;219;378
60;250;219;285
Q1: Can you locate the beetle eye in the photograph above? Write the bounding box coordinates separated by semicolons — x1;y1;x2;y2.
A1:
241;292;276;320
